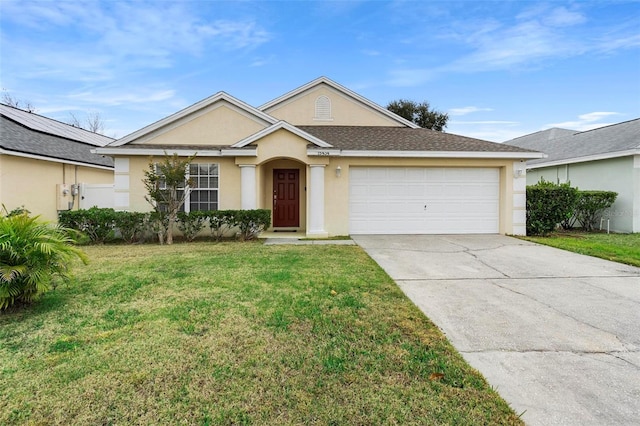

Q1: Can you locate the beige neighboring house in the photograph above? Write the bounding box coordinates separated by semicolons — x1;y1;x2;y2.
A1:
95;77;542;237
0;104;114;222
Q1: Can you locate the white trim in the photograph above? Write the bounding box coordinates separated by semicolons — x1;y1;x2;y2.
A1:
110;92;278;146
0;147;114;170
313;149;545;159
231;121;333;148
527;149;640;169
259;76;419;129
93;147;257;157
239;165;257;210
307;164;327;237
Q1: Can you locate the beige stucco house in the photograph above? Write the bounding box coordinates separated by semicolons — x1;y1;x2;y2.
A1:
1;104;114;222
95;77;542;237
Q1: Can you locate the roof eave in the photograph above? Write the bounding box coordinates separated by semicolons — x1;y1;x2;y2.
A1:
231;121;333;148
307;148;545;159
1;147;114;169
527;149;640;169
93;147;257;157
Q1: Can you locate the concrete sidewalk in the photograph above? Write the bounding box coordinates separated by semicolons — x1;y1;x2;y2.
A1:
353;235;640;426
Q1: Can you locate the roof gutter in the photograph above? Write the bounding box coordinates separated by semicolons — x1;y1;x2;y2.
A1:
92;147;257;157
0;147;114;170
526;149;639;169
308;148;545;159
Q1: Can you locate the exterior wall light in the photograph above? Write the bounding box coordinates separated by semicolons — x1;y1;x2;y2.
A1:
335;166;342;177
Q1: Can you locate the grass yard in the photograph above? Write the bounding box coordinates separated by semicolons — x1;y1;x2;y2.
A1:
521;232;640;267
1;242;521;425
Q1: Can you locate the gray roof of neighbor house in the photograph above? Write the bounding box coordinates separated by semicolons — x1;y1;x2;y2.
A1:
0;104;113;147
506;119;640;165
298;126;539;153
0;106;114;168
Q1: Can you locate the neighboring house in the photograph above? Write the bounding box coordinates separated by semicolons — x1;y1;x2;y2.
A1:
0;104;115;222
507;119;640;233
95;77;542;237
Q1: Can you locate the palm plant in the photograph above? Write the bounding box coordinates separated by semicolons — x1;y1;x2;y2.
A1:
0;211;88;310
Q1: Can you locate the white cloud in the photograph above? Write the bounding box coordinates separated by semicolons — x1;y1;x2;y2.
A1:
548;112;621;131
448;106;493;116
68;88;177;107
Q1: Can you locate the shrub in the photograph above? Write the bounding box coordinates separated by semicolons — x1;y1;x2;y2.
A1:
526;179;579;236
205;210;238;241
58;207;118;244
574;191;618;231
177;211;207;242
114;211;147;243
236;209;271;241
0;211;88;310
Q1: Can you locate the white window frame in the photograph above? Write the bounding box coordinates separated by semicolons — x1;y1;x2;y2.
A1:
186;162;219;213
154;162;219;213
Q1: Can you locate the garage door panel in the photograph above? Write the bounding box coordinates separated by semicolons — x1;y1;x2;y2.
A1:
349;167;499;234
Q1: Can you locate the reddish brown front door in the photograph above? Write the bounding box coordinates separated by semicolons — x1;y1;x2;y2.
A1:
273;169;300;228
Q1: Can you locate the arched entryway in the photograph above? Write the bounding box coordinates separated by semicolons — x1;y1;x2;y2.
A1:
260;159;307;232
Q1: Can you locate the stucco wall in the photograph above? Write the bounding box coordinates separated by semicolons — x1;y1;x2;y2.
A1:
131;103;268;146
527;156;637;233
115;155;240;213
264;84;405;127
0;154;113;222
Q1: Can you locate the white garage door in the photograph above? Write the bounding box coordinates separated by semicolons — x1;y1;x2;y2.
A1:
349;167;499;234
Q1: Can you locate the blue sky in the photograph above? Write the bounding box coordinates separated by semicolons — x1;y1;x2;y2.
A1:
1;0;639;141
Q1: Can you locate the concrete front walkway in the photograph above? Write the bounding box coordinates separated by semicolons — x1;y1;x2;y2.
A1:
352;235;640;426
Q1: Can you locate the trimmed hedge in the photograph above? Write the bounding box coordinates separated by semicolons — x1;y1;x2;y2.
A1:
526;180;579;236
58;207;118;244
59;208;272;244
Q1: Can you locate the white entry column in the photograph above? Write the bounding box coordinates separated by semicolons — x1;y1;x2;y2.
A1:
308;164;328;237
239;165;256;210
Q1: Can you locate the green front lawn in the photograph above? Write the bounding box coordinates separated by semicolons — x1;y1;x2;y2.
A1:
521;232;640;267
1;243;521;425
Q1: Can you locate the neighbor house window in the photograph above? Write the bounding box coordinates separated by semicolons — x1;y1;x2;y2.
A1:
314;95;332;120
188;163;219;212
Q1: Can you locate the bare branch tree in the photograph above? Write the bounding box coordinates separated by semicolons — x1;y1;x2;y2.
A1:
68;111;106;134
2;91;37;113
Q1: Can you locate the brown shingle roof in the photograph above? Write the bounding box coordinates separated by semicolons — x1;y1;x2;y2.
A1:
298;126;537;152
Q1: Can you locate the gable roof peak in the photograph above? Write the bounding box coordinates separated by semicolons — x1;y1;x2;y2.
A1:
110;90;278;146
258;76;419;129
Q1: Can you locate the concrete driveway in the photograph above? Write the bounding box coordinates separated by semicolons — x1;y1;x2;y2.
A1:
352;235;640;426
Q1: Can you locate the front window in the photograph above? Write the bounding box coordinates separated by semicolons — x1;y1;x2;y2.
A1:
154;162;219;212
189;163;219;212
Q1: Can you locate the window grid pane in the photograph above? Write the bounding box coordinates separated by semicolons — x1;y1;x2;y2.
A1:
188;163;219;212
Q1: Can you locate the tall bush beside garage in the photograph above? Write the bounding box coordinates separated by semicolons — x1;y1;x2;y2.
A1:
526;179;579;236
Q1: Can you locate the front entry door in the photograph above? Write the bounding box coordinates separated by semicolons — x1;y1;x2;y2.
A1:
273;169;300;228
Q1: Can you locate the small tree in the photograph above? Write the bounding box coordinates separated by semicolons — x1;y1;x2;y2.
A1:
143;153;195;244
